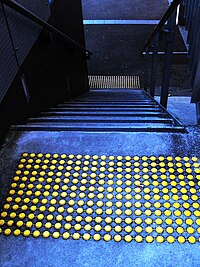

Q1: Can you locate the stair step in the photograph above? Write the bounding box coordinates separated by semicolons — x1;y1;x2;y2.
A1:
71;98;147;101
11;124;185;133
66;100;151;103
40;111;166;117
49;107;161;112
27;121;173;126
78;89;147;98
10;88;185;134
28;117;173;124
57;104;157;108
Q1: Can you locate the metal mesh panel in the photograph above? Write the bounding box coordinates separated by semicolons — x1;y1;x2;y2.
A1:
0;1;51;103
5;0;51;66
0;6;18;102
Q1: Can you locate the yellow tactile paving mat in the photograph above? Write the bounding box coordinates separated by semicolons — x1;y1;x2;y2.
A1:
0;153;200;243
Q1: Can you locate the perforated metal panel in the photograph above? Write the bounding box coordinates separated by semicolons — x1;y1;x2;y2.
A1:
0;6;18;102
0;1;51;103
15;0;50;20
5;0;51;66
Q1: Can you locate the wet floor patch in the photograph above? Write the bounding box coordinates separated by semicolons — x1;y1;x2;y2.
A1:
0;153;200;243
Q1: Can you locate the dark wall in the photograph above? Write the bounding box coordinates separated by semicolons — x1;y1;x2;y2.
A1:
0;72;29;141
0;0;89;142
49;0;89;98
50;0;86;45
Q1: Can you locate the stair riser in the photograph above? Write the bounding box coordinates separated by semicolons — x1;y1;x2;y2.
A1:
27;122;173;127
28;118;173;124
58;104;157;108
11;88;185;133
65;100;152;104
11;125;185;133
67;99;149;102
50;108;161;112
71;99;148;101
41;112;167;117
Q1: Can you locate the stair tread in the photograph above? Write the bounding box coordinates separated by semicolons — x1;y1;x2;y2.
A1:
10;88;185;133
28;117;173;122
27;122;173;126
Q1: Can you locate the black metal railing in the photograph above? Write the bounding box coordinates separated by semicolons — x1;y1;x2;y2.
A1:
142;0;182;53
0;0;92;56
142;0;200;124
142;0;182;108
183;0;200;102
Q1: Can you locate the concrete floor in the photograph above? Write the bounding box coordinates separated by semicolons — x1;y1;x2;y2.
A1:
82;0;168;20
0;125;200;267
84;25;188;86
156;96;197;126
1;235;200;267
0;91;199;267
0;1;199;266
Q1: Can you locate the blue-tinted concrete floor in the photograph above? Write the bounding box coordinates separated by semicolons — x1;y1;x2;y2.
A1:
84;24;187;78
1;236;200;267
82;0;168;20
0;2;198;266
0;127;200;267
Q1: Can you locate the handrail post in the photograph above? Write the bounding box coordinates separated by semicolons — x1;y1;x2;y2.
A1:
150;34;159;98
143;48;149;92
160;7;177;108
196;103;200;125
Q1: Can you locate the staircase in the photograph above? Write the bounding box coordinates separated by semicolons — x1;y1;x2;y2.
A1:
11;88;185;132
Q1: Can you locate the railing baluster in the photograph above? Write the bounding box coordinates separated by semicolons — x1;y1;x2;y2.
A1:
183;0;189;16
160;9;177;108
187;0;197;46
189;2;200;67
191;45;200;104
196;103;200;125
150;35;159;98
143;48;149;92
142;0;200;124
189;4;200;87
186;0;193;31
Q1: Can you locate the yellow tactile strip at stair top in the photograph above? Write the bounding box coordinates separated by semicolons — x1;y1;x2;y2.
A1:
0;153;200;243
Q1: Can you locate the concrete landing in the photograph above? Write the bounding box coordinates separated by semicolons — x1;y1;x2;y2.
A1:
155;96;197;126
82;0;168;20
0;126;200;267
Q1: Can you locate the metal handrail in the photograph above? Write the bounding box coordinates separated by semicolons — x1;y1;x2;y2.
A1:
142;0;182;53
0;0;92;56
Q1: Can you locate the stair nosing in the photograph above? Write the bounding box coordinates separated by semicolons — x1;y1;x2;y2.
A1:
40;112;166;117
11;124;186;133
28;117;173;123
